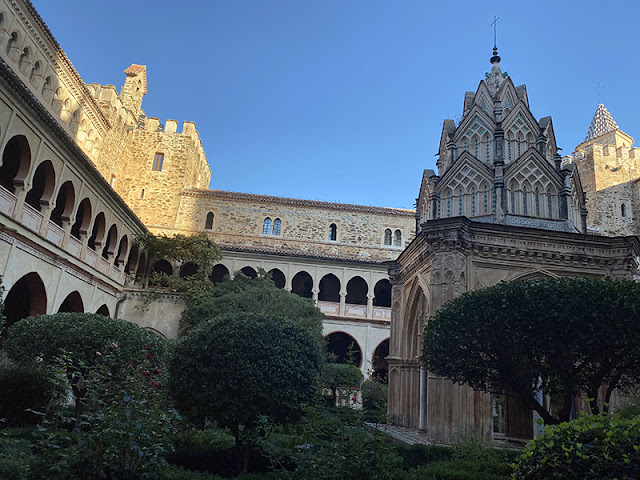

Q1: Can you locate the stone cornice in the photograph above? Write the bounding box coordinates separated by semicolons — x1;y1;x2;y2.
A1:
14;0;111;134
181;189;416;217
0;57;147;233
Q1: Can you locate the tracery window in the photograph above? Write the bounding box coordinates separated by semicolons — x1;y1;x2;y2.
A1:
447;191;451;217
474;138;479;158
272;218;281;235
458;188;463;216
510;182;516;214
262;217;271;235
485;136;490;162
547;188;553;219
384;228;392;245
484;185;488;214
393;229;402;247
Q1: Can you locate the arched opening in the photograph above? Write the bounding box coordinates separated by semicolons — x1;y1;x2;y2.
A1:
240;266;257;279
2;273;47;336
262;218;271;235
209;263;229;285
136;252;147;277
180;262;199;278
101;224;117;259
151;259;173;276
319;273;340;302
371;339;390;383
96;304;110;317
0;135;31;193
621;203;627;218
346;276;368;305
57;291;84;313
272;218;281;236
373;279;391;307
88;212;106;251
326;331;362;367
384;228;392;245
114;235;128;267
70;198;92;239
204;211;214;229
25;160;55;211
268;268;285;288
394;229;402;247
328;223;337;241
124;244;139;274
291;271;313;298
50;180;75;227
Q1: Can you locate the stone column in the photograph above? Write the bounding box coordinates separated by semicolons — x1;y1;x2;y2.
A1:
366;293;374;319
339;290;346;317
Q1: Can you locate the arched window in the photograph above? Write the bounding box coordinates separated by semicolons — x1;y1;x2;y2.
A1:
547;188;553;219
510;182;516;214
319;274;340;302
205;212;214;230
621;203;627;218
535;187;540;217
458;188;463;216
384;228;392;246
262;217;271;235
0;135;31;193
471;186;476;216
393;229;402;247
50;181;75;227
447;191;451;217
272;218;281;236
152;153;164;171
140;188;145;199
522;186;528;216
71;198;92;240
328;223;337;241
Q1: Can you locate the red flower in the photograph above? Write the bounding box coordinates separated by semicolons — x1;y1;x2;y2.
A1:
146;353;153;360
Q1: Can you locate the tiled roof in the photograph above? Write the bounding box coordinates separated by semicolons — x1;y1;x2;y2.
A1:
182;189;416;217
218;243;387;265
585;104;618;141
124;64;146;75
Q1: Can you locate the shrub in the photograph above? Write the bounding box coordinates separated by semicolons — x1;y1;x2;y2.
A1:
0;435;37;480
0;362;64;427
405;459;513;480
513;413;640;479
395;444;452;469
361;378;388;423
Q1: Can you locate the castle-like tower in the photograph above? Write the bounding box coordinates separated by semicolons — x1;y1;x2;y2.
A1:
571;104;640;237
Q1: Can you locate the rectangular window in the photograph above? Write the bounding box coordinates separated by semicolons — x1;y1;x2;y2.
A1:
152;153;164;171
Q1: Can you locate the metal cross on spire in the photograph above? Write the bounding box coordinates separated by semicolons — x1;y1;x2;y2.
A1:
490;16;500;49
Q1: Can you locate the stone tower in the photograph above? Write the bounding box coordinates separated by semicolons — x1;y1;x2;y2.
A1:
572;104;640;236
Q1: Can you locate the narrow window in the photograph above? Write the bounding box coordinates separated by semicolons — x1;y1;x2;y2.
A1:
547;189;553;219
384;228;392;245
484;185;488;214
152;153;164;171
140;188;145;199
464;140;468;152
621;204;627;218
522;187;528;216
535;188;540;216
458;188;463;216
393;229;402;247
447;191;451;217
328;223;337;241
272;218;281;235
485;137;490;162
474;138;478;158
508;140;512;161
262;218;271;235
471;186;476;216
205;212;214;229
517;133;522;157
510;183;516;214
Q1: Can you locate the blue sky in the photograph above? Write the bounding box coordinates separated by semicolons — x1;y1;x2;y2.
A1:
31;1;640;210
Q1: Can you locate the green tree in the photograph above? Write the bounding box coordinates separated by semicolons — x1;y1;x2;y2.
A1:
181;269;324;345
168;312;324;474
322;363;363;406
5;312;166;424
423;277;640;425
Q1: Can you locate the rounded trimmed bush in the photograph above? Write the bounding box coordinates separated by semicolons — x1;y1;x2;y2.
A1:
513;414;640;479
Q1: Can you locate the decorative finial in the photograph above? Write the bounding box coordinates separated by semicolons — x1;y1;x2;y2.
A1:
490;16;501;64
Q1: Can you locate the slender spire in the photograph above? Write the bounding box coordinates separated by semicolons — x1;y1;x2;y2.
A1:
490;16;501;64
584;104;618;142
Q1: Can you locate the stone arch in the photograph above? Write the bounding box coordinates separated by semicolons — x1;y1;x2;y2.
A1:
372;338;390;383
240;266;257;279
346;275;368;305
0;134;31;193
25;160;55;211
114;234;129;267
373;278;391;307
404;285;426;359
291;270;313;298
319;273;340;302
88;211;106;251
268;268;285;288
210;263;229;285
96;304;110;317
6;31;19;60
204;211;214;229
180;262;198;278
101;224;118;259
326;331;362;368
507;269;559;282
124;243;139;274
151;259;173;276
50;180;75;227
2;272;47;335
70;198;92;240
57;291;84;313
18;45;32;75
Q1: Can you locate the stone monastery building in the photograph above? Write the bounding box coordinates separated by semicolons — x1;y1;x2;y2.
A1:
0;0;639;442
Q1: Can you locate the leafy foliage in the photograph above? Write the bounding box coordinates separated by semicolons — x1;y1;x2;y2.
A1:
513;414;640;479
423;277;640;424
322;363;363;406
361;378;388;423
169;313;324;473
181;270;324;345
0;362;64;427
